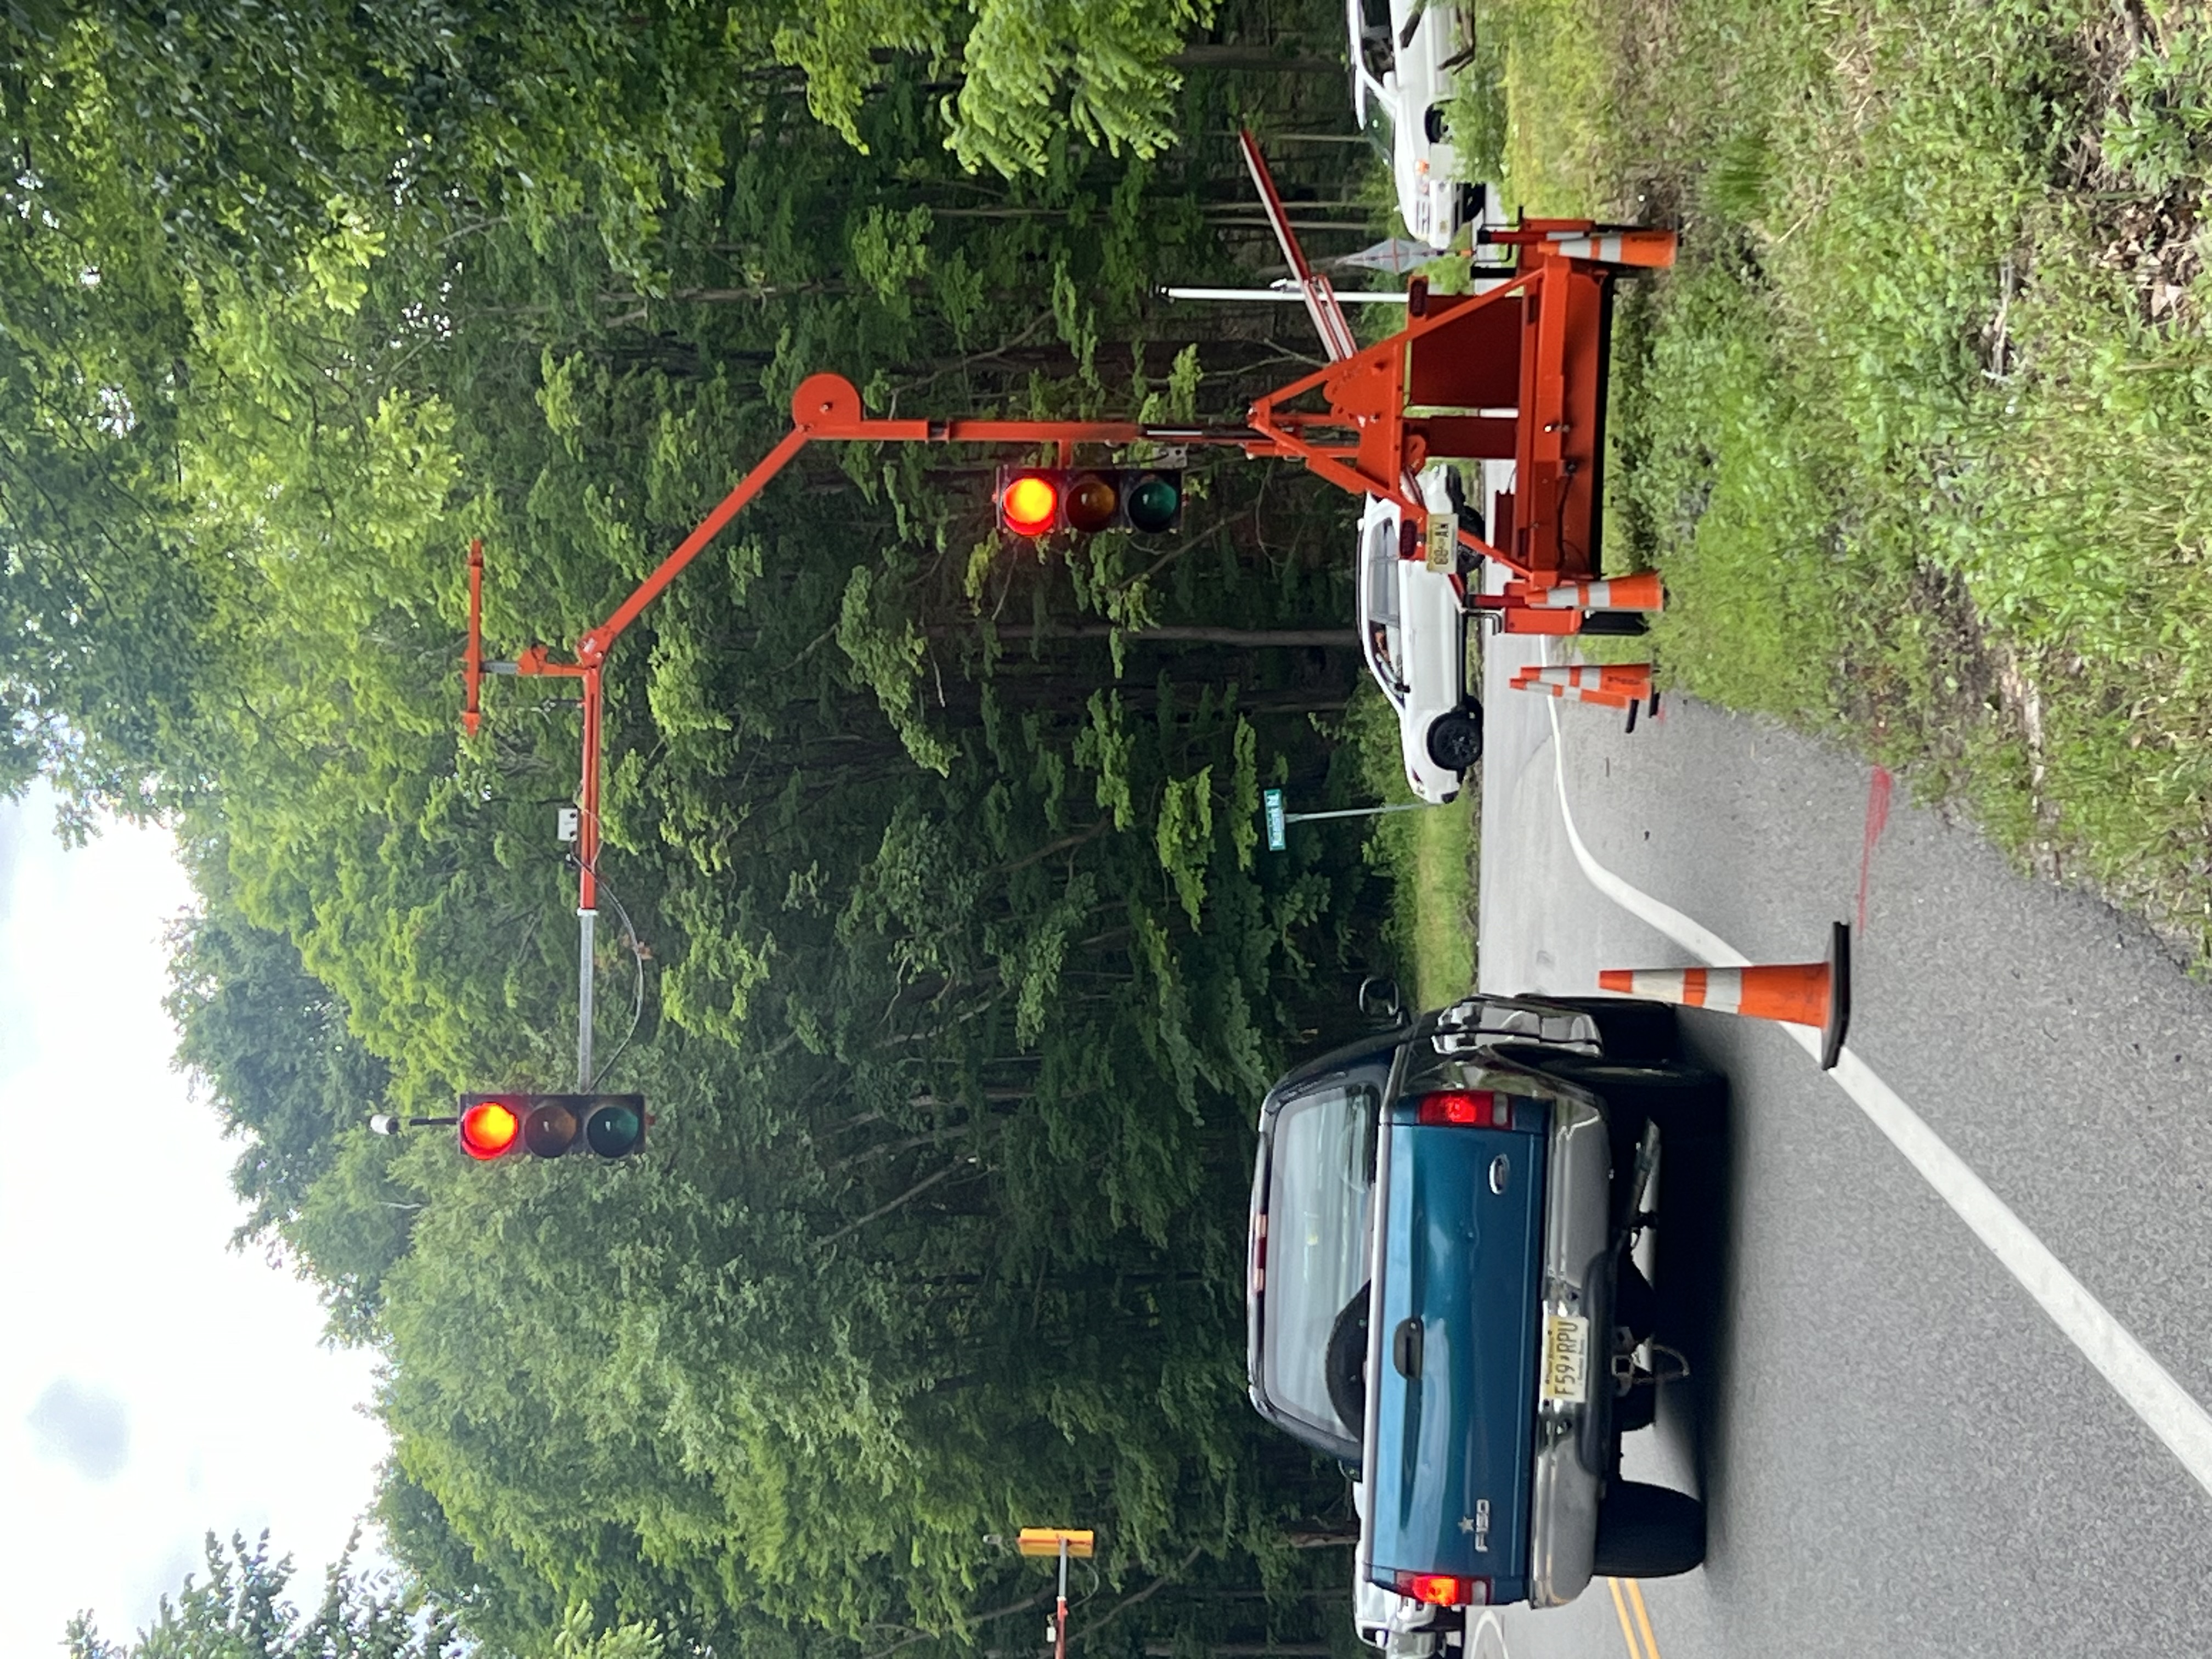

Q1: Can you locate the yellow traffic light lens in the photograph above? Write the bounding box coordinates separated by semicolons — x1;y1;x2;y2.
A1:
1065;475;1119;533
1002;475;1059;537
522;1102;580;1158
459;1101;521;1159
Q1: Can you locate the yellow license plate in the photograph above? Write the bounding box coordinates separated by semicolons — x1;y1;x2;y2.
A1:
1541;1313;1590;1406
1423;513;1457;571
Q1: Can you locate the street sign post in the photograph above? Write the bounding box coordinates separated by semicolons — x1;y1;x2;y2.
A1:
1261;791;1438;851
1017;1529;1093;1659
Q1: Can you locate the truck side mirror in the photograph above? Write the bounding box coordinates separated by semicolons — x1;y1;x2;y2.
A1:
1356;975;1404;1024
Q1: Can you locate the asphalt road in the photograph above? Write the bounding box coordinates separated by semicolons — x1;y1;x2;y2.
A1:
1471;628;2212;1659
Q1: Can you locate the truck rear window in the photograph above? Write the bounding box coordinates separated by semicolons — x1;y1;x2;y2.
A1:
1262;1085;1376;1438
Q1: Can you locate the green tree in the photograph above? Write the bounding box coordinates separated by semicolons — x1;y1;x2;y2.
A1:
64;1531;458;1659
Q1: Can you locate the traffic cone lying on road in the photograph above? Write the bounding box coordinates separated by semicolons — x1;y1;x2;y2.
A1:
1512;662;1654;701
1598;922;1852;1069
1511;661;1660;729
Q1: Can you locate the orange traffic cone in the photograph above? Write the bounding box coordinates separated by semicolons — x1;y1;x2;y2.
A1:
1515;572;1665;612
1512;662;1654;699
1544;228;1678;269
1598;922;1851;1069
1511;661;1661;730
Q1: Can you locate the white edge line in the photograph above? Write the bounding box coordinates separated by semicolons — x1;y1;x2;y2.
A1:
1544;699;2212;1503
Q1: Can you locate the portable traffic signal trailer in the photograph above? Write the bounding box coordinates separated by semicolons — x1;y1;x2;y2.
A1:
459;131;1675;1089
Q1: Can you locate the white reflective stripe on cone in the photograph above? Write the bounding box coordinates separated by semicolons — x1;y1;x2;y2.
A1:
1701;968;1744;1014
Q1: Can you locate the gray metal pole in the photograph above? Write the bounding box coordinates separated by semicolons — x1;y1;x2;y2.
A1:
577;907;596;1088
1283;800;1439;825
1160;286;1408;304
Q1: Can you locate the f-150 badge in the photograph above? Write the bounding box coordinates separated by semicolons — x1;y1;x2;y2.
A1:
1458;1498;1492;1552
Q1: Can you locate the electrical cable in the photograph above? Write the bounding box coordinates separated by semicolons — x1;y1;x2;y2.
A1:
586;870;649;1090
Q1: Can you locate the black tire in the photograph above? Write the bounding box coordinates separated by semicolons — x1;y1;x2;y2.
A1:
1537;1057;1726;1144
1576;610;1650;637
1424;104;1450;143
1426;706;1484;774
1324;1284;1370;1441
1592;1482;1705;1578
1531;995;1678;1064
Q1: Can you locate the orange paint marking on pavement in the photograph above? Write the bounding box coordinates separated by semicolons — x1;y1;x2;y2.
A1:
1625;1579;1664;1659
1605;1578;1648;1659
1857;764;1894;933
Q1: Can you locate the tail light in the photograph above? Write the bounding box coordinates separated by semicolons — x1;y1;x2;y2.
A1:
1417;1090;1512;1128
1250;1211;1267;1295
1393;1572;1491;1607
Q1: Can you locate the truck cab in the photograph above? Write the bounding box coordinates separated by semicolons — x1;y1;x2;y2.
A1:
1246;994;1710;1616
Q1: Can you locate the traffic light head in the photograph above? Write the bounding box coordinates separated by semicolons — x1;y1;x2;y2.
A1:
995;467;1182;539
456;1093;648;1160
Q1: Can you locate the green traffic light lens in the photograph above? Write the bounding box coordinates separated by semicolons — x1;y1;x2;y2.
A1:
585;1101;645;1158
1125;476;1180;533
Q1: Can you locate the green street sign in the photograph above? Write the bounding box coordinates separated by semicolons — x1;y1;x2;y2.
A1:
1263;788;1287;853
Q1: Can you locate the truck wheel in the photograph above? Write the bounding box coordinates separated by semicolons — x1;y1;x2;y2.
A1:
1531;995;1678;1063
1592;1482;1705;1578
1426;708;1483;774
1538;1058;1725;1144
1324;1284;1371;1442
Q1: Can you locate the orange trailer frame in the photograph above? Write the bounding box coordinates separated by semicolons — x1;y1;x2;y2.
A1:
464;170;1674;1084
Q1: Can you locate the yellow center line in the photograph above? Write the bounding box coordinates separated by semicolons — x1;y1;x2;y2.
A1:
1625;1579;1663;1659
1605;1578;1646;1659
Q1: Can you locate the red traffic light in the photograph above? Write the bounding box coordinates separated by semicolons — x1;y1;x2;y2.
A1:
1000;472;1060;537
455;1093;648;1160
459;1097;524;1159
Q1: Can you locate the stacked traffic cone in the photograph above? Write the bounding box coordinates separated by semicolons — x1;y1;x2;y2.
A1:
1481;222;1680;271
1511;661;1660;730
1598;923;1852;1069
1542;228;1678;269
1512;572;1665;613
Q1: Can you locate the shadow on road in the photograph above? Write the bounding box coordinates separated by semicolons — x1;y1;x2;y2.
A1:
1644;1034;1743;1534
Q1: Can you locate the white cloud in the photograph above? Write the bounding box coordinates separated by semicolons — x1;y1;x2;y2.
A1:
25;1378;133;1481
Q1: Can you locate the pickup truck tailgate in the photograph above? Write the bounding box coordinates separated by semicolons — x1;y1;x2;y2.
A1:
1368;1116;1546;1590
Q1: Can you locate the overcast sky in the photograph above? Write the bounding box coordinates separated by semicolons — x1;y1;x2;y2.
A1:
0;786;390;1653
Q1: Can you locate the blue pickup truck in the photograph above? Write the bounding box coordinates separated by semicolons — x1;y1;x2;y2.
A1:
1246;990;1714;1620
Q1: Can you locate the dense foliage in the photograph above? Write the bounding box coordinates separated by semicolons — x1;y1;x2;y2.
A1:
7;2;1398;1654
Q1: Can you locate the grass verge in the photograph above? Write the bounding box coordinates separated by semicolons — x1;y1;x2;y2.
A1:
1455;0;2212;959
1345;679;1479;1007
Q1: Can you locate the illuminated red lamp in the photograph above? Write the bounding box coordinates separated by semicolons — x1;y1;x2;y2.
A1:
1415;1090;1511;1128
458;1097;523;1160
1392;1572;1490;1607
1000;473;1060;537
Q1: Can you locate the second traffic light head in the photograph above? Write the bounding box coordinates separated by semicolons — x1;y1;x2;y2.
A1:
457;1093;648;1161
996;467;1182;539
